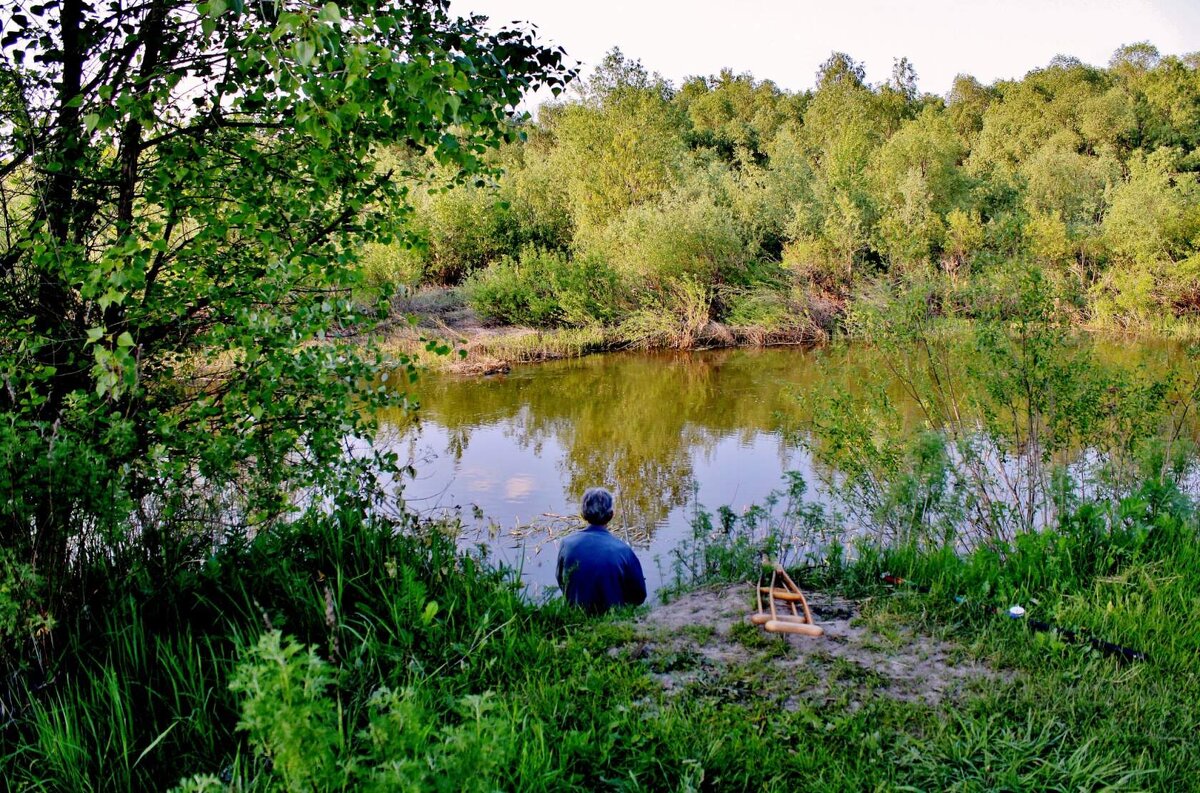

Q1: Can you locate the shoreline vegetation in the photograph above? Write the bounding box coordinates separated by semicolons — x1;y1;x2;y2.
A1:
375;286;830;375
357;44;1200;378
372;284;1200;376
8;457;1199;790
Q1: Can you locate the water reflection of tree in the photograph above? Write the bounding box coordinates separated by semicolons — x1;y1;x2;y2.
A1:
390;349;821;530
375;343;1192;538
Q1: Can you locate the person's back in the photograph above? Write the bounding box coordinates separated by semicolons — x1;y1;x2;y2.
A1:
556;488;646;614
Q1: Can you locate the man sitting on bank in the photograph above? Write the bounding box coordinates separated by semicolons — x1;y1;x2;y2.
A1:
556;487;647;614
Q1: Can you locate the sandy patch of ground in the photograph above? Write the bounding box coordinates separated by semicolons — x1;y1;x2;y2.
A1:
618;585;1010;710
374;288;536;374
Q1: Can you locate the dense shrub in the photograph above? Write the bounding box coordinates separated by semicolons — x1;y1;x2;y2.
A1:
619;276;715;349
722;287;793;329
587;191;749;288
358;240;427;296
464;247;622;327
419;185;512;285
1090;149;1200;326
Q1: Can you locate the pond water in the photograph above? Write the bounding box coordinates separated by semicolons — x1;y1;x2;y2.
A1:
375;341;1189;598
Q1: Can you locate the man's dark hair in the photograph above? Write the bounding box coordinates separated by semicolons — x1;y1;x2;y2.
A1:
581;487;614;525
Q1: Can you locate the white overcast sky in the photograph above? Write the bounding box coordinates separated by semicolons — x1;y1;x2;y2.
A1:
450;0;1200;104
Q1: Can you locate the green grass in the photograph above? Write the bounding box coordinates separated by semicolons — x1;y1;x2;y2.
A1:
378;325;616;372
468;326;614;363
646;462;1200;791
3;476;1200;790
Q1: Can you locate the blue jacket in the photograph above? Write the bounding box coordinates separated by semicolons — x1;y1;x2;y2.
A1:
556;525;647;614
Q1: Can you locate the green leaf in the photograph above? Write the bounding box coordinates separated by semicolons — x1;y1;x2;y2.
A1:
1;0;576;594
100;288;128;310
295;39;316;67
318;2;342;24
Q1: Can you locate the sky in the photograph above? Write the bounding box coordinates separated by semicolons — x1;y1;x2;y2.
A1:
450;0;1200;105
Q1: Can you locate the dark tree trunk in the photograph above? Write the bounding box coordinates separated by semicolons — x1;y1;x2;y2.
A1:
29;0;88;588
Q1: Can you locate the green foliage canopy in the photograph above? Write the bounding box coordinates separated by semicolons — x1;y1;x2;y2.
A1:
0;0;571;591
362;41;1198;332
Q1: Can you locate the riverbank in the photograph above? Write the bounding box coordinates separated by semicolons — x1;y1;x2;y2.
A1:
7;487;1199;790
371;286;1200;377
631;584;1008;707
374;287;830;375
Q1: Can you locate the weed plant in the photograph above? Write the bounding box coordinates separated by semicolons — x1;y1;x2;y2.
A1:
658;472;838;599
815;271;1200;548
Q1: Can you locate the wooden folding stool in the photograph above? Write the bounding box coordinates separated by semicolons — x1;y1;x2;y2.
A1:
750;560;823;637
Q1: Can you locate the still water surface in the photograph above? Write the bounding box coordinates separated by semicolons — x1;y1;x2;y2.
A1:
377;342;1186;597
379;348;839;596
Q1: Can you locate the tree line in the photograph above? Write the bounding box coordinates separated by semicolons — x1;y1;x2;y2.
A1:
376;44;1200;336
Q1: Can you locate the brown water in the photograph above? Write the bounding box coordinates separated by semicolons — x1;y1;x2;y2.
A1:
376;341;1190;597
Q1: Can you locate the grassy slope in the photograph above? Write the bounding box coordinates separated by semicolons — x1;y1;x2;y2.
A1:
3;506;1197;791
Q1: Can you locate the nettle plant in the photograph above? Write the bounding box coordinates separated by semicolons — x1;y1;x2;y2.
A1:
0;1;572;595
